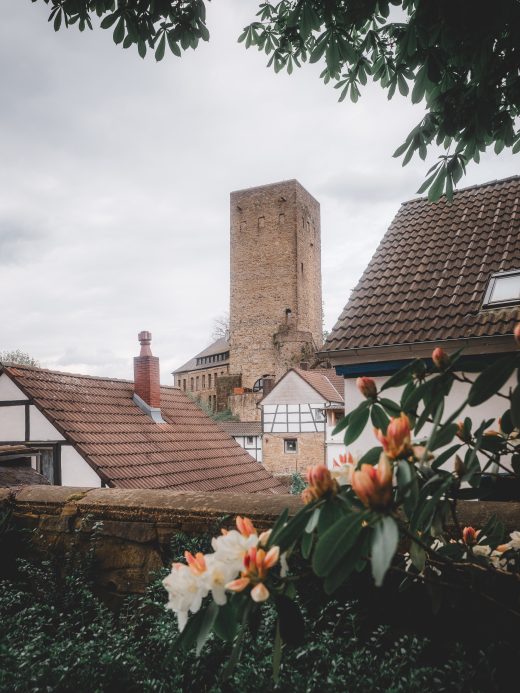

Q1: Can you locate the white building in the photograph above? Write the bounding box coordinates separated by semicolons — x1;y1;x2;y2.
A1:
217;421;263;463
320;176;520;466
258;368;345;474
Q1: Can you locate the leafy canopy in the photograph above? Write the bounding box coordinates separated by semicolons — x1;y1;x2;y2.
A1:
35;1;520;200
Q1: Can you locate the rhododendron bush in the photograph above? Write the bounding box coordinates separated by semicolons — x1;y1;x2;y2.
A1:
164;327;520;675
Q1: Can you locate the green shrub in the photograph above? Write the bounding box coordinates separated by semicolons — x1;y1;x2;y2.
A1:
0;543;513;692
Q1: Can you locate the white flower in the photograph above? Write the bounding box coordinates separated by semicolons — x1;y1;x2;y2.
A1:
280;552;289;578
331;465;352;487
200;554;239;605
472;544;492;558
504;531;520;551
163;563;208;632
211;529;258;573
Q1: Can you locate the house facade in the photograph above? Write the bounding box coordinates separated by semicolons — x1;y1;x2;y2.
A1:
0;333;284;494
217;421;262;463
259;368;344;475
320;176;520;464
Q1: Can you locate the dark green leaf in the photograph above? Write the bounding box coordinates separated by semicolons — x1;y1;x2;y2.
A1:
468;355;517;406
196;601;218;655
113;16;125;45
344;402;370;445
371;404;389;433
312;512;366;577
275;595;305;646
430;423;458;451
155;33;166;61
371;516;398;587
100;12;119;29
323;530;371;594
357;446;383;467
381;360;419;390
431;443;462;470
511;385;520;428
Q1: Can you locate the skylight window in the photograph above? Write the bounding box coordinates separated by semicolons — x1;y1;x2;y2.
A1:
483;270;520;307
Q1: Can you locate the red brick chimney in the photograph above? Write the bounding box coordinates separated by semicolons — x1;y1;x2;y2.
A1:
134;331;161;409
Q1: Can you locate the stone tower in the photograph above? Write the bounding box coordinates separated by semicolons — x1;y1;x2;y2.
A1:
229;180;323;388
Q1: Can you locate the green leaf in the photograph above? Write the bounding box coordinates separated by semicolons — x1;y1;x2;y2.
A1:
357;446;383;467
155;33;166;61
396;460;418;517
167;33;181;57
100;12;119;29
275;595;305;646
501;409;514;434
196;601;218;655
344;402;370;445
317;498;343;533
430;423;458;451
53;10;62;31
478;514;505;550
274;504;315;552
213;602;238;642
371;516;398;587
267;508;289;547
410;538;426;572
312;512;366;577
512;453;520;476
301;530;313;559
332;411;351;436
431;443;462;470
381;360;420;390
304;507;321;533
113;16;125;45
371;404;389;433
323;530;371;594
468;355;517;406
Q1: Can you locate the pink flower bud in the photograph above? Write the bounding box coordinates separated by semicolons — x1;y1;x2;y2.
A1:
514;323;520;347
432;347;450;370
462;526;478;546
356;376;377;399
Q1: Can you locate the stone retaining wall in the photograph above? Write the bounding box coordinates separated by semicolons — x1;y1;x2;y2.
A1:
1;486;519;598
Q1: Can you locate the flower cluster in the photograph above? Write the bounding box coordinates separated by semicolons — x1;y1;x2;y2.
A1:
374;413;412;460
351;453;394;511
163;516;280;632
301;464;339;504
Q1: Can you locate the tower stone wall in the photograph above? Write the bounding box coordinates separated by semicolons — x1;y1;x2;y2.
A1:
229;180;323;389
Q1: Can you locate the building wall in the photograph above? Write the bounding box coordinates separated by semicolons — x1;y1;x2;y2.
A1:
229;180;322;388
343;371;517;471
326;410;346;467
174;364;230;411
262;432;324;474
232;434;262;463
60;444;102;487
228;392;262;421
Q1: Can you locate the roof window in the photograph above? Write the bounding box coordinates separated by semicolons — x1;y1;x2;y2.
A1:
483;270;520;308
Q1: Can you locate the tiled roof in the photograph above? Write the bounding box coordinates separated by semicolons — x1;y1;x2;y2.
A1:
173;337;230;374
294;368;344;403
2;364;284;494
218;421;262;437
324;176;520;354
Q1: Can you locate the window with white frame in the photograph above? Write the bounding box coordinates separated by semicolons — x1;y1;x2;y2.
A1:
483;270;520;308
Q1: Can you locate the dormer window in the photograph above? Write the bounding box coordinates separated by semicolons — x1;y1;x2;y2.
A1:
483;270;520;308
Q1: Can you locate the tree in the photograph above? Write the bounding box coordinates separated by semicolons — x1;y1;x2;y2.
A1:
34;1;519;200
211;312;230;342
0;349;40;367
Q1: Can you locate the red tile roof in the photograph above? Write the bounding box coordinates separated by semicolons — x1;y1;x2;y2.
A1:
2;364;284;494
294;368;344;403
323;176;520;354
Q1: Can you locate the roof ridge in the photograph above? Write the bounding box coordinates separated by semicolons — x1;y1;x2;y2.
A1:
2;362;176;389
400;174;520;207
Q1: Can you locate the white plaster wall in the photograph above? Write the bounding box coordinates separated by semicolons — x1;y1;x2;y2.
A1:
0;405;25;440
325;413;347;467
232;435;262;463
261;371;322;405
60;445;102;487
0;373;28;400
30;406;65;441
343;372;517;468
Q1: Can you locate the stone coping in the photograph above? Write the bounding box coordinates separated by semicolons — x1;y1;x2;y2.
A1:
1;485;519;529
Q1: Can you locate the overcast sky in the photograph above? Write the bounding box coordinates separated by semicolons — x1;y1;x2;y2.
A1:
1;1;518;381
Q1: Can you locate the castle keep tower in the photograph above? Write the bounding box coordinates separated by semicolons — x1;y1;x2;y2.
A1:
229;180;323;388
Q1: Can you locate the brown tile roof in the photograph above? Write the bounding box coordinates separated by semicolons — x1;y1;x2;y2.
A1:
294;368;344;403
2;365;284;494
218;421;262;437
173;338;229;374
324;176;520;354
